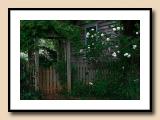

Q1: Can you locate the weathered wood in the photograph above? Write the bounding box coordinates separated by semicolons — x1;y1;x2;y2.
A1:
66;41;71;93
53;68;56;93
35;49;39;91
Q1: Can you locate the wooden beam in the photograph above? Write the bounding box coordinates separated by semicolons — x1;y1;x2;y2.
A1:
66;41;71;93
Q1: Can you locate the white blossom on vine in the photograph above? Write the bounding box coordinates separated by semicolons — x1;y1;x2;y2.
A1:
132;45;137;49
112;52;117;57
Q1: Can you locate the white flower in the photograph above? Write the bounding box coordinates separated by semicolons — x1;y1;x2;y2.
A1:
91;35;94;38
127;54;131;58
94;33;96;36
92;43;94;45
122;66;125;70
132;45;137;49
117;51;120;53
112;52;117;57
110;25;114;27
115;45;119;48
101;33;105;37
121;27;124;30
113;28;117;31
20;52;28;60
89;82;93;86
86;32;90;36
91;28;95;31
124;53;131;58
79;49;83;53
106;38;110;41
117;27;121;30
39;49;44;54
86;32;90;38
40;39;46;44
136;32;139;35
88;46;90;49
124;53;129;56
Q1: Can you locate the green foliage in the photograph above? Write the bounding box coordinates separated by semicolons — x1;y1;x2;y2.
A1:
20;20;82;53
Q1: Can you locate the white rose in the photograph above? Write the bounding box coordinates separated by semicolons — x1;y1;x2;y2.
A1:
86;32;90;38
91;28;94;31
132;45;137;49
110;25;114;27
124;53;129;56
101;33;104;37
89;82;93;85
117;27;121;30
79;49;83;53
106;38;110;41
121;27;124;30
113;28;117;31
117;51;120;53
112;52;117;57
127;54;131;58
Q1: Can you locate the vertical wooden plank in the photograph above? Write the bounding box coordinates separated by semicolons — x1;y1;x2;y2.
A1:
81;62;84;83
77;63;79;81
48;67;51;94
66;41;71;93
45;68;47;95
85;64;87;85
53;68;56;93
42;68;45;93
50;66;52;94
47;68;49;95
34;50;39;91
39;68;41;92
79;62;82;81
57;72;60;92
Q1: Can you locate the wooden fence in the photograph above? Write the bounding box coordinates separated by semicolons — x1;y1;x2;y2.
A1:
21;61;110;96
39;66;61;95
73;61;109;84
38;62;109;95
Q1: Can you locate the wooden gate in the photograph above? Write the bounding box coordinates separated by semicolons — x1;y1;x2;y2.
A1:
39;66;61;96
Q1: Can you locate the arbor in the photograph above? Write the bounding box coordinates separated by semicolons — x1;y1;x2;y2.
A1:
20;20;82;96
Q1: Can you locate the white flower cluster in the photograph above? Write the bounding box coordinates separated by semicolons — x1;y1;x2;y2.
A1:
89;82;93;86
101;33;105;37
112;52;117;57
132;45;137;49
112;26;123;31
20;52;28;61
91;28;95;31
117;50;120;53
39;49;44;54
124;53;131;58
79;49;84;53
136;32;139;35
86;32;90;38
106;38;110;41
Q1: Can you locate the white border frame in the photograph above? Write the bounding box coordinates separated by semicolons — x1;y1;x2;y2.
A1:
9;8;151;111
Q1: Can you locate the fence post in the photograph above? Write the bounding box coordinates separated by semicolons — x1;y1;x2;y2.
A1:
66;41;71;93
